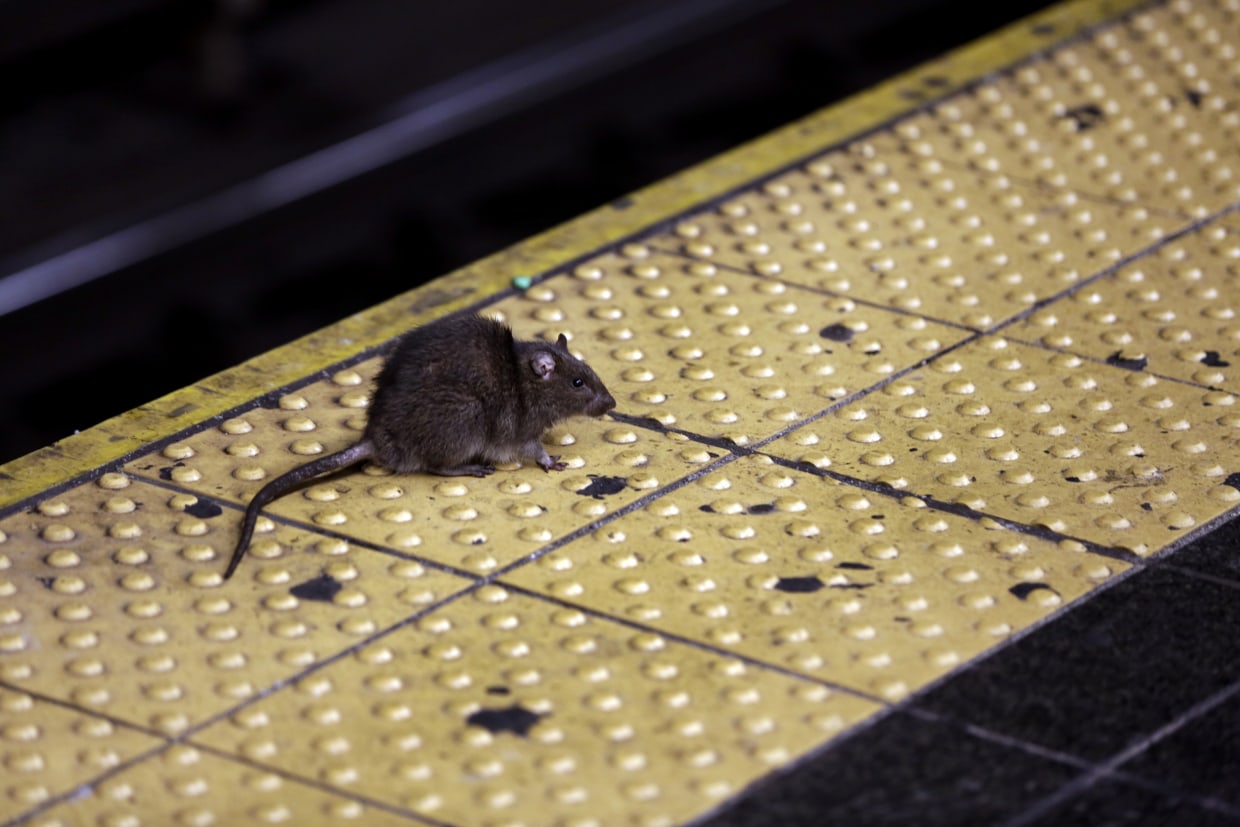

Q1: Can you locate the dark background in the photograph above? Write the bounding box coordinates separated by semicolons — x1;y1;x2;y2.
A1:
0;0;1054;465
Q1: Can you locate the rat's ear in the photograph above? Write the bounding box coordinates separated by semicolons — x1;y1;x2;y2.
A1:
530;350;557;379
556;333;569;349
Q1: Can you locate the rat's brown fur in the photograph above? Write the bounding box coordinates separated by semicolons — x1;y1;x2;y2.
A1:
223;314;615;580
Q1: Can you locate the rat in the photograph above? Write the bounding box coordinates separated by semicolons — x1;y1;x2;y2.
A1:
223;313;617;579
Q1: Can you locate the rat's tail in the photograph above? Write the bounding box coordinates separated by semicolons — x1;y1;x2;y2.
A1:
223;441;374;580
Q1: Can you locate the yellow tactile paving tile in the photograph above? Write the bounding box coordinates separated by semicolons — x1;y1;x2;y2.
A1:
0;475;474;734
1013;220;1240;390
0;688;164;815
770;334;1240;556
120;365;712;577
910;4;1240;216
191;588;880;827
8;0;1240;825
492;249;971;441
19;745;427;827
504;455;1127;702
652;140;1178;330
0;0;1159;516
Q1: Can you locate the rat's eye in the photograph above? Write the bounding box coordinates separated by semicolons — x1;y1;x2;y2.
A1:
572;377;585;388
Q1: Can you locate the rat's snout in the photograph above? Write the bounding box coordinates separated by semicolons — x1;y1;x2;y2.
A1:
589;390;617;417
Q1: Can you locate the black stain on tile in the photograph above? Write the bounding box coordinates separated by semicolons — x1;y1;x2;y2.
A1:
158;462;185;480
700;511;1240;827
1009;582;1055;601
819;323;855;342
1060;103;1105;131
1224;472;1240;490
485;686;511;696
1106;351;1148;371
467;704;544;736
183;499;223;518
1184;89;1205;108
577;475;627;499
836;562;874;571
251;392;282;410
773;576;825;593
1201;351;1230;367
290;574;343;602
703;500;776;515
917;566;1240;763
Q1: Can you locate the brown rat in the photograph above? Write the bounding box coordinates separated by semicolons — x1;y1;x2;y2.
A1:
223;313;616;579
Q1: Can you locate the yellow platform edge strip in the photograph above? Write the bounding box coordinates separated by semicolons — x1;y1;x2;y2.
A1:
0;0;1154;511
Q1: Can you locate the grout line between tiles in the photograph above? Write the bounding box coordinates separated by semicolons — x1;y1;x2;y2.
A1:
975;204;1240;338
995;679;1240;826
927;154;1228;227
0;712;175;827
128;473;494;584
609;397;1144;569
0;678;175;745
10;454;746;763
189;740;463;827
760;452;1139;564
1158;562;1240;592
496;581;889;705
653;181;1239;365
642;240;986;333
999;330;1240;398
907;705;1240;820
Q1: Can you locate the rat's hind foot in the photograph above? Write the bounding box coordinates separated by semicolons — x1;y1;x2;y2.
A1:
537;454;568;472
432;464;496;477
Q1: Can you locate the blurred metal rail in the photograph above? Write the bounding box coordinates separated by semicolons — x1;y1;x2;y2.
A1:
0;0;785;318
